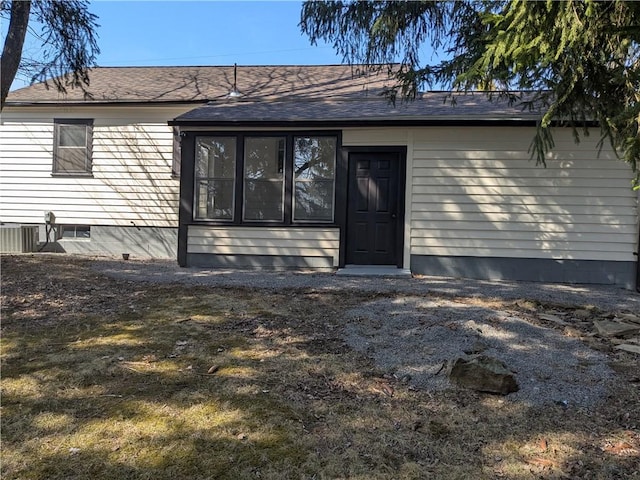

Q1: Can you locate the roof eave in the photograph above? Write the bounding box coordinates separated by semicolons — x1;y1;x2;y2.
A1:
3;99;210;108
168;116;542;128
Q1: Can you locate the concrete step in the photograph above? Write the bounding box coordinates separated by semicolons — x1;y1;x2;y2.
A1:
336;265;412;277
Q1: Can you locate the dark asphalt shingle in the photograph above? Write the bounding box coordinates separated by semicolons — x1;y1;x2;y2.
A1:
6;65;395;103
6;65;542;122
171;93;541;124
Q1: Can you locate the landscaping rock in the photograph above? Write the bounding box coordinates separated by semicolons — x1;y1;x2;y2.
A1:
538;313;568;326
593;320;640;338
617;313;640;325
449;355;519;395
614;344;640;355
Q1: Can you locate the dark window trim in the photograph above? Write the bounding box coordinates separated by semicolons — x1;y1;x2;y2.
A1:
189;130;342;227
52;118;94;176
178;134;195;266
171;126;182;178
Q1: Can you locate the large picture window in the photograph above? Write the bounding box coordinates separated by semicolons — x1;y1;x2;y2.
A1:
192;133;337;224
195;137;236;220
53;119;93;175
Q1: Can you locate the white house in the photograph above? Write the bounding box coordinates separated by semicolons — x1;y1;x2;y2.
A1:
1;65;638;288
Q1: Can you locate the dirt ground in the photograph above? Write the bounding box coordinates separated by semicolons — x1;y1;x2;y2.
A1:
1;254;639;479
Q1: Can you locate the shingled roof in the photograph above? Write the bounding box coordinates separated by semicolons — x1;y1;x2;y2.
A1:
171;92;541;126
6;64;542;124
5;65;394;104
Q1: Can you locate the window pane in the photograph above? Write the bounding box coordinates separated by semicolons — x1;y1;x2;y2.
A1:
293;137;336;222
195;137;236;220
243;137;285;221
59;125;87;147
196;179;234;220
294;137;336;180
244;180;284;220
56;148;88;173
60;225;91;239
294;180;334;221
75;226;91;238
196;137;236;178
61;226;76;238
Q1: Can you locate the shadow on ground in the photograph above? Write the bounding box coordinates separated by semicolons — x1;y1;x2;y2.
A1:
1;255;638;479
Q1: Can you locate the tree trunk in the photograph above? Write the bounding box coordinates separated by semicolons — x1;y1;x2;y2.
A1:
1;0;32;110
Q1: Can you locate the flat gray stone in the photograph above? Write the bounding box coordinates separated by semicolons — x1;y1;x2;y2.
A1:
614;344;640;355
538;313;568;326
617;313;640;325
594;320;640;338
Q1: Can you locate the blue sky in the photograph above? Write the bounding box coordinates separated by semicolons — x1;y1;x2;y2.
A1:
9;0;344;90
91;1;341;66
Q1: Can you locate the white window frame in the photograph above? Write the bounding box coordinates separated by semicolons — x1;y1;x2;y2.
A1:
52;119;93;175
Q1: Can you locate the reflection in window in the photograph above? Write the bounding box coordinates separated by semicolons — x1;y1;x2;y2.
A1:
192;133;338;225
293;137;336;222
243;137;285;221
195;137;236;220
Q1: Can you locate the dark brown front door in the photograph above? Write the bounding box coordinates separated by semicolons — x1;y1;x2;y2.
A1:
346;152;402;265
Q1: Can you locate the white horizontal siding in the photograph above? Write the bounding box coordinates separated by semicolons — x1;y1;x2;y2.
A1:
1;105;194;124
409;127;638;262
343;128;409;146
0;114;181;227
188;226;340;266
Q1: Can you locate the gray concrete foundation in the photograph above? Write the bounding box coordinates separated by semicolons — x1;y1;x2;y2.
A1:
411;254;636;289
38;225;177;259
186;253;334;270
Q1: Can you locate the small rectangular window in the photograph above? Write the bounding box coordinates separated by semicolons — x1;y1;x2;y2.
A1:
60;225;91;239
53;119;93;175
195;137;236;220
243;137;286;222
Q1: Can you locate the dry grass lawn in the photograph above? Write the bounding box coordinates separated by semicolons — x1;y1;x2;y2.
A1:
1;255;638;479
